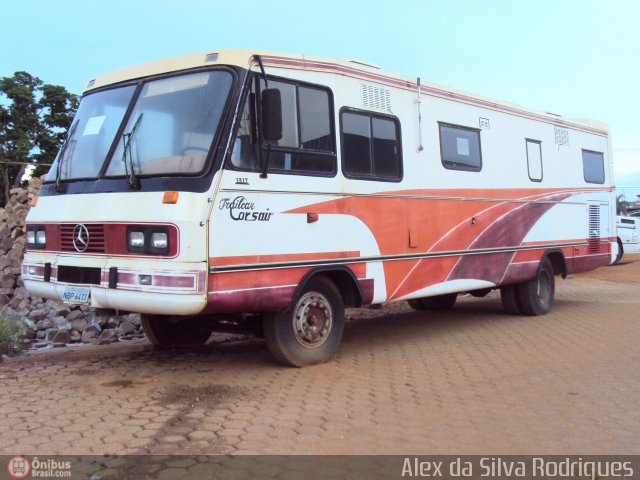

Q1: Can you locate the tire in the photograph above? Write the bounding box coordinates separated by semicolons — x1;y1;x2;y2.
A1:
263;276;344;367
141;315;212;347
408;293;458;310
500;284;523;315
612;238;623;265
516;258;555;316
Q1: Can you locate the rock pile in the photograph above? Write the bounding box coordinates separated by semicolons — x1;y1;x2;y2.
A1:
0;176;144;350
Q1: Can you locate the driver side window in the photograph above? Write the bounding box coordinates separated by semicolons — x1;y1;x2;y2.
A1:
230;75;336;176
230;89;259;170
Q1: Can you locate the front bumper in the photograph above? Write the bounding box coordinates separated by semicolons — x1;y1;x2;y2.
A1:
22;253;207;316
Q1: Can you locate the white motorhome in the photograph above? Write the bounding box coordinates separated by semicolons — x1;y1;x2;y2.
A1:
614;215;640;263
23;49;615;366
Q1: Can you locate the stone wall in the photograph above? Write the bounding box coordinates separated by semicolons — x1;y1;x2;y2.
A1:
0;176;144;350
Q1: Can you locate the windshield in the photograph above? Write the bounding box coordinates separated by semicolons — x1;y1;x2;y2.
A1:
46;85;136;181
46;70;233;183
105;71;233;177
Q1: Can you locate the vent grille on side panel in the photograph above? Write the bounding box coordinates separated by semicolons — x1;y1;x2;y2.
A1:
361;83;391;111
588;204;601;254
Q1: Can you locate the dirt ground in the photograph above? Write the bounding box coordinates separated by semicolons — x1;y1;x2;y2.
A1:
0;255;639;455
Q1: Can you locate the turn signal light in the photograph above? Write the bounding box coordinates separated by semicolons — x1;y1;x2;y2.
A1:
162;191;179;204
30;195;38;207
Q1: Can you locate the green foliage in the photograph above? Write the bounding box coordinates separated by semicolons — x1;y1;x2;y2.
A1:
0;71;78;206
0;312;25;357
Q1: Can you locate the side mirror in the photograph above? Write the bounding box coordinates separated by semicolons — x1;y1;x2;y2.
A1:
261;88;283;141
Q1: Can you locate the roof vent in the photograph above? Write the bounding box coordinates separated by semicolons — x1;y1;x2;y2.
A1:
361;83;391;111
554;126;569;145
204;53;219;63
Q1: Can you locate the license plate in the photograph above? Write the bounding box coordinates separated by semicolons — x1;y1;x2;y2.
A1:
61;286;91;304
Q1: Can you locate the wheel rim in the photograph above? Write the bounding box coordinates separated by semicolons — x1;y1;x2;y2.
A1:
537;269;552;305
292;291;333;349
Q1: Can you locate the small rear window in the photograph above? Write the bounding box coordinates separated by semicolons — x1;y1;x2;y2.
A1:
526;139;543;182
582;150;605;184
439;123;482;172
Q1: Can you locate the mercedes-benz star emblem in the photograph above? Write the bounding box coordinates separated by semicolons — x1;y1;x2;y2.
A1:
72;224;90;253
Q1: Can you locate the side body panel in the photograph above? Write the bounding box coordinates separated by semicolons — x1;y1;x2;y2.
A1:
206;63;613;313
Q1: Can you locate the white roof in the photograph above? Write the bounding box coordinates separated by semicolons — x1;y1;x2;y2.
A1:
85;48;608;137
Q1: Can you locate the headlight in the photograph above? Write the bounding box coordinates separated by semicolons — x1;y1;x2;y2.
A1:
126;226;170;255
26;225;46;249
36;230;47;245
151;232;168;249
147;227;170;254
128;231;145;248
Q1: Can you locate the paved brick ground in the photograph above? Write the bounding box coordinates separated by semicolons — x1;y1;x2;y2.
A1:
1;256;639;455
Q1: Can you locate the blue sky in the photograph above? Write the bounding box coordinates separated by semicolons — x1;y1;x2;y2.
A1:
1;0;639;198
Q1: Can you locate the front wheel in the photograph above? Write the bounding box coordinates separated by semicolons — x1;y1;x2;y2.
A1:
263;276;344;367
141;315;212;347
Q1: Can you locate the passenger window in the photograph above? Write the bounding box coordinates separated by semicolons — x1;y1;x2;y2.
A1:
299;87;332;151
582;150;605;184
269;81;299;148
439;123;482;171
341;110;402;181
230;77;336;176
526;139;543;182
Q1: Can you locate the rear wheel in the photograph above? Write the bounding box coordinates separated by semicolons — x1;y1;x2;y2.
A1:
500;284;523;315
516;258;555;316
408;293;458;311
141;315;212;347
263;276;344;367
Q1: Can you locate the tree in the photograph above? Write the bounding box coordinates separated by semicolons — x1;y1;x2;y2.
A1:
0;72;78;206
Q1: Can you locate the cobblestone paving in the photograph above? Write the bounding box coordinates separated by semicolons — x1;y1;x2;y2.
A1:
1;257;639;455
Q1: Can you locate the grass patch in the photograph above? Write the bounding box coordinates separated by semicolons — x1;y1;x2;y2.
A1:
0;312;25;357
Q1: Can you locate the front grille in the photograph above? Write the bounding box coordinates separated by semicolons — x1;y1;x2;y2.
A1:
57;266;102;285
60;224;106;253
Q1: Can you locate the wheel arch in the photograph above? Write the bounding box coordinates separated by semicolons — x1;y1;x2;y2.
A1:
542;249;567;279
291;266;364;310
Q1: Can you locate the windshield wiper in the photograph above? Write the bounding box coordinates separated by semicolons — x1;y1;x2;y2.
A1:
54;119;79;193
122;112;143;190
